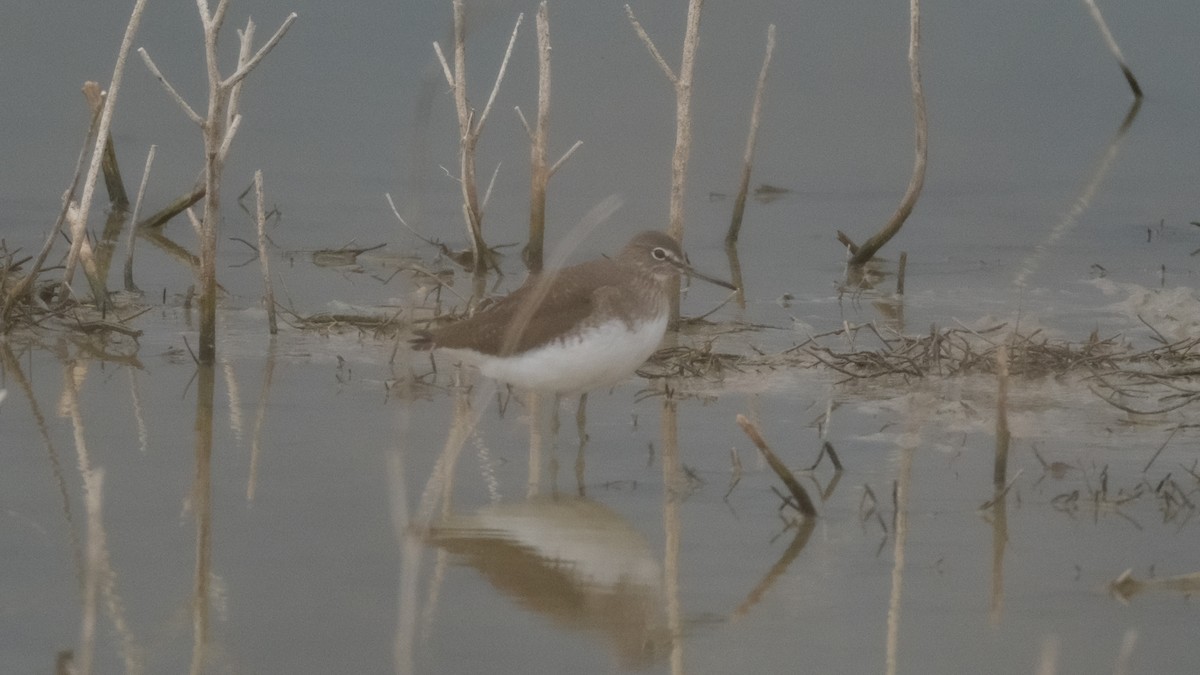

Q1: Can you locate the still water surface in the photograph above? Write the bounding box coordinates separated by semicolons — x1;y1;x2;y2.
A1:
2;1;1199;673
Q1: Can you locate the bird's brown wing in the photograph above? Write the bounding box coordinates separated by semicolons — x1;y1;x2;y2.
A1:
424;260;615;356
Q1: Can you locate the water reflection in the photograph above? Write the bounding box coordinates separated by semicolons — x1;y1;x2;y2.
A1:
425;496;669;669
400;382;676;671
731;517;816;619
5;314;1198;673
1013;99;1141;289
402;389;842;673
987;345;1012;626
1110;569;1200;602
0;330;287;673
188;363;216;675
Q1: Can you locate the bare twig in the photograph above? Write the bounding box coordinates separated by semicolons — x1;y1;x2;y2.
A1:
522;2;583;273
254;171;277;335
138;49;204;126
625;0;705;325
123;145;156;292
217;113;243;164
624;5;676;83
81;83;130;210
736;414;817;518
548;140;583;176
385;193;439;247
138;185;206;230
525;1;552;273
432;41;454;88
223;13;298;89
143;6;297;363
1082;0;1143;98
226;20;256;129
1;95;103;327
478;16;521;133
63;0;150;298
727;24;776;245
436;2;524;274
847;0;926;267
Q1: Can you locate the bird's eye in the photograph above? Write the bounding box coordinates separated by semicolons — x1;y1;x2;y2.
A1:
652;247;668;261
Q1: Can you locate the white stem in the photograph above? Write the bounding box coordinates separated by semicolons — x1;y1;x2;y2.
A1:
63;0;150;288
476;13;524;133
222;13;298;89
432;41;455;87
514;106;532;137
217;113;242;163
548;140;583;176
123;144;157;291
624;4;678;83
139;49;204;126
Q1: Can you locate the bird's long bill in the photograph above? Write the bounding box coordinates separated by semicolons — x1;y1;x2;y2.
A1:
676;259;738;291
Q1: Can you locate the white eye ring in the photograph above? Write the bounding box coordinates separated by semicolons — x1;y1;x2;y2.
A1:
651;247;669;261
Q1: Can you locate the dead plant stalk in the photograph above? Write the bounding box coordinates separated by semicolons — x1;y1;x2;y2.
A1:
0;101;99;328
123;145;157;292
735;414;817;518
726;24;776;245
625;0;704;324
1083;0;1143;98
254;170;277;334
625;1;703;243
139;5;297;364
433;2;523;274
845;0;926;267
61;0;150;305
519;1;583;273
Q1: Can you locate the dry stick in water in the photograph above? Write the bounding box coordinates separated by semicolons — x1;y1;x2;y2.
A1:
846;0;926;267
984;341;1012;624
253;170;278;335
62;0;149;300
735;414;817;518
993;343;1011;488
81;84;130;211
123;145;156;292
626;0;704;325
1083;0;1143;99
140;8;297;364
76;115;128;311
726;24;776;245
723;239;746;310
0;95;103;327
433;3;523;275
518;1;583;274
138;185;206;231
822;441;844;472
77;86;133;308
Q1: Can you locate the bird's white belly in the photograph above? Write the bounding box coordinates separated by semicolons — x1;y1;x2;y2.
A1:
447;314;669;394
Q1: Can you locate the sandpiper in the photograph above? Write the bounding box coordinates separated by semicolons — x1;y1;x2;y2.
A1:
412;230;735;393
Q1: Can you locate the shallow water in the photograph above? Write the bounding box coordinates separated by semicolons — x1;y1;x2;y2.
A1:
3;1;1200;673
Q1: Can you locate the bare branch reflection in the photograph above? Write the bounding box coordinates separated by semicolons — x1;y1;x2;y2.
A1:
661;397;685;675
246;339;278;502
188;364;215;675
732;518;816;620
1014;99;1141;289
